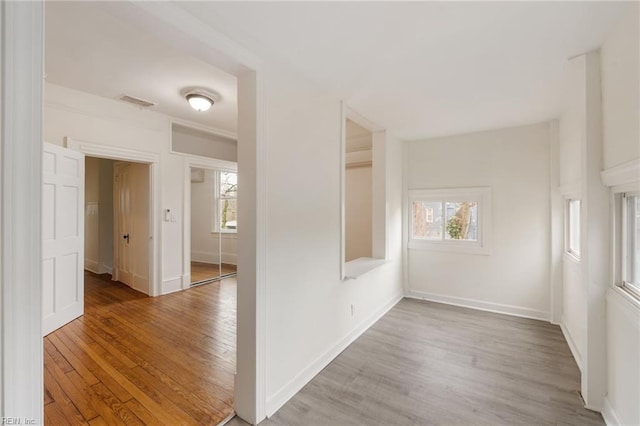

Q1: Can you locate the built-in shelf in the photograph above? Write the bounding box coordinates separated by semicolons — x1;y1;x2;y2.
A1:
344;257;387;280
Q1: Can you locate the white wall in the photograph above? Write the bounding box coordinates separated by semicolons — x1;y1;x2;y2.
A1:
601;5;640;170
84;157;114;274
263;61;404;415
98;159;114;274
405;122;552;320
600;5;640;425
44;82;185;294
559;50;610;410
172;124;237;162
345;165;372;261
84;157;100;272
191;168;237;265
43;74;405;419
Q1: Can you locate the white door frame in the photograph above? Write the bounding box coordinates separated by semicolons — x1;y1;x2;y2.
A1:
1;2;44;421
66;137;160;296
182;155;238;290
2;1;267;424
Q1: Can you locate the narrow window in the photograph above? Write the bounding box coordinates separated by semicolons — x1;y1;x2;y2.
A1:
567;199;581;258
623;193;640;296
217;171;237;232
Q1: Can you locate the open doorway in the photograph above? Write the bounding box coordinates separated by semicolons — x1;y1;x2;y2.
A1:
83;156;151;294
190;167;238;285
4;1;264;422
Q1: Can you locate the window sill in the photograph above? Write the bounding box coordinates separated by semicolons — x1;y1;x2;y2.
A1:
563;252;581;264
408;240;490;256
344;257;387;280
609;284;640;312
210;231;237;237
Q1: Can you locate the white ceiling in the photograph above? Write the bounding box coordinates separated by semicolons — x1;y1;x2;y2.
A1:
45;2;238;134
175;1;630;140
45;2;631;141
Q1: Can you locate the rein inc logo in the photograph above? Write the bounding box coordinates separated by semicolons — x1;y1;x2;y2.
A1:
2;418;36;425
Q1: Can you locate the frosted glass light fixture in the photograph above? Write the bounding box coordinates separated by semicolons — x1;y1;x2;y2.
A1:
186;92;214;112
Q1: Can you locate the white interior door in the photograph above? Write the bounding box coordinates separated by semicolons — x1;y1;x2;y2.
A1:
114;162;134;287
42;142;85;336
113;161;151;293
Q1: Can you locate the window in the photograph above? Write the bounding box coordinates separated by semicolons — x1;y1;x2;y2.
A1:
621;192;640;297
566;199;581;259
409;187;491;255
214;170;237;232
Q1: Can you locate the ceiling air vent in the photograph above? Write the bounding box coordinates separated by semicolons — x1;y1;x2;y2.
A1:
119;95;156;108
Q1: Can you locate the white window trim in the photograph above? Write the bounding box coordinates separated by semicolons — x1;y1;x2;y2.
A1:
408;187;492;255
565;198;582;261
620;190;640;300
212;169;238;234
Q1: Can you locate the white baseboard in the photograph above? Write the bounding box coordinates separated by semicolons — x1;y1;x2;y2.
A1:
406;290;550;321
98;262;112;275
161;276;183;295
601;396;621;426
265;292;404;417
560;318;583;372
191;250;237;265
181;274;190;290
84;258;99;274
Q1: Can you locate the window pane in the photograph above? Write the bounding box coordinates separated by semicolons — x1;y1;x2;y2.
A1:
627;195;639;287
412;201;443;240
444;202;478;241
568;199;581;256
220;198;237;230
220;171;237;197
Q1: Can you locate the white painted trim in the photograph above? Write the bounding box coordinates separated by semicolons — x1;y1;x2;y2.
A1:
344;106;385;133
84;260;100;274
407;290;550;321
170;117;238;141
340;102;347;280
340;105;387;279
182;156;238;290
265;293;403;417
66;137;161;297
601;159;640;187
558;181;582;197
343;258;387;279
98;263;113;275
402;141;410;296
161;276;183;295
560;318;583;373
1;1;44;421
601;396;621;426
66;137;160;164
191;250;238;266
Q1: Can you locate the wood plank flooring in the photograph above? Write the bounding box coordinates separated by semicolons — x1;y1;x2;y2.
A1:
191;261;237;284
44;271;236;425
229;298;604;426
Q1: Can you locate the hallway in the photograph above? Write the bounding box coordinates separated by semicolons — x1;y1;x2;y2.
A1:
44;272;236;425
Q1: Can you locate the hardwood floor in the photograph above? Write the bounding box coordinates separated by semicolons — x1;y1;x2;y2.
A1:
229;298;604;426
44;271;236;425
191;261;237;284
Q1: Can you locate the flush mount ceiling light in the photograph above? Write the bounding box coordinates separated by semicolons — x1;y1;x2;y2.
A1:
185;91;215;112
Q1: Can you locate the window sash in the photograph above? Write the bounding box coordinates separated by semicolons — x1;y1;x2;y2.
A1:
622;192;640;296
566;199;581;259
212;170;238;233
407;187;491;255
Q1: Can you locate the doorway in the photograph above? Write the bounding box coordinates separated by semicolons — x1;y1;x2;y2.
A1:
190;167;238;285
84;156;152;295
